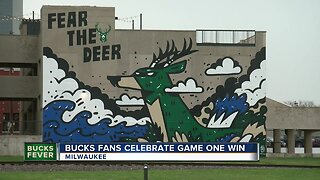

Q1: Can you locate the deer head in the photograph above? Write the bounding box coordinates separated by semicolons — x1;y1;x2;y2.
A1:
95;23;111;43
108;38;197;104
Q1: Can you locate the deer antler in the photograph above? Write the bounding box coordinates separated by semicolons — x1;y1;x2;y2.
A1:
150;38;198;68
95;24;111;33
95;23;102;34
107;25;112;33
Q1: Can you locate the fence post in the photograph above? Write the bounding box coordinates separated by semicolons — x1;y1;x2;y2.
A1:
144;164;148;180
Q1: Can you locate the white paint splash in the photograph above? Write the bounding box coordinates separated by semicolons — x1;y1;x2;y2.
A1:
43;55;150;126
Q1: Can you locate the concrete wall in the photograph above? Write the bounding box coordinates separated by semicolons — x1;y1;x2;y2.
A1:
0;135;41;156
0;34;41;135
267;98;320;129
0;35;40;63
0;76;39;98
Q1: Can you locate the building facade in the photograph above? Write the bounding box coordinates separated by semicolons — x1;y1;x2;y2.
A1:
0;5;296;156
40;6;266;152
0;0;23;35
0;68;21;135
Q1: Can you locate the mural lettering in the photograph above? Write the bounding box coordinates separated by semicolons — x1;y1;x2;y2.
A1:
47;11;121;63
48;11;88;29
83;44;121;62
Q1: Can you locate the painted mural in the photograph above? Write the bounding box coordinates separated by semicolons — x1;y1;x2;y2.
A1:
42;37;267;153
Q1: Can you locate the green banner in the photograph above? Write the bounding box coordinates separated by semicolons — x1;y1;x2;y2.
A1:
24;143;57;161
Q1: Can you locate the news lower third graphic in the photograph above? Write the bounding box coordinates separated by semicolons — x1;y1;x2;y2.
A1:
24;143;57;161
24;142;259;161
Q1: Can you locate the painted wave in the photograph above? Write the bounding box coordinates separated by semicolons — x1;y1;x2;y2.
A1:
43;100;148;142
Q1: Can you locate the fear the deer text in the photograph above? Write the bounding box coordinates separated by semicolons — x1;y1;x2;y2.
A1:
47;11;121;62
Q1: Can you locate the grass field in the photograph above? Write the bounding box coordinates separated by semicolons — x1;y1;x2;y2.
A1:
1;156;320;180
1;168;320;180
0;155;24;162
1;156;320;166
224;157;320;166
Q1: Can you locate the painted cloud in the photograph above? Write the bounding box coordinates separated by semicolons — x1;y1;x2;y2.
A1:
165;78;203;93
43;55;150;126
116;94;145;106
235;60;266;107
206;57;242;75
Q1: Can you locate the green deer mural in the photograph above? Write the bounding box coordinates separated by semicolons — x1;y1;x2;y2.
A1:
108;39;265;143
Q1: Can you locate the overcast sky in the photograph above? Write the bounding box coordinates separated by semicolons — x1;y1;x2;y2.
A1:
23;0;320;105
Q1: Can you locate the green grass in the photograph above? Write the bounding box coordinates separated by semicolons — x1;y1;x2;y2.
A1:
0;169;320;180
258;157;320;166
1;156;320;166
0;155;23;162
1;156;320;180
210;157;320;166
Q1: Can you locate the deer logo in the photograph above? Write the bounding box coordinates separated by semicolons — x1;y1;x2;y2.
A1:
107;38;259;142
95;23;111;43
